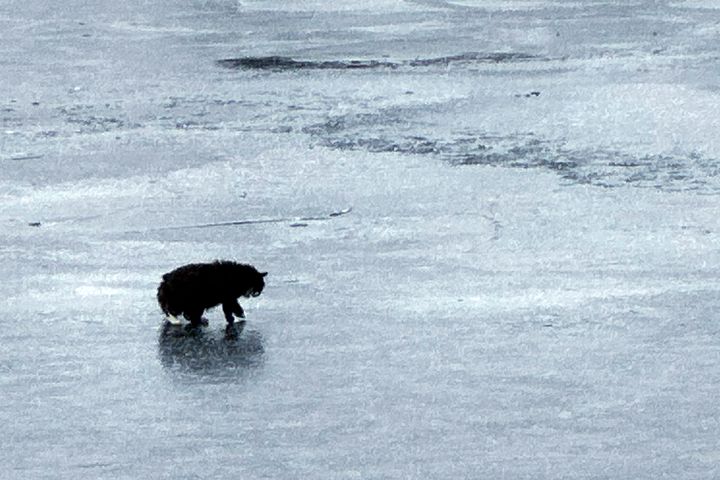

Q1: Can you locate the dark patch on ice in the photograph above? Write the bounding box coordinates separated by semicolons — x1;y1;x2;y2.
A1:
406;52;537;66
305;111;720;192
8;154;44;161
217;52;538;71
175;120;221;131
158;322;264;381
66;115;125;131
515;91;541;98
218;56;397;70
57;104;137;134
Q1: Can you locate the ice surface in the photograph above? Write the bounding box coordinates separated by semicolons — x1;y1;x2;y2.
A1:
2;0;720;479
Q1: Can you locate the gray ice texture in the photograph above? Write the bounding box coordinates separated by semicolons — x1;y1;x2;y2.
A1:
1;0;719;479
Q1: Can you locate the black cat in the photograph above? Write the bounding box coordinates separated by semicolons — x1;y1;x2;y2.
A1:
157;261;267;327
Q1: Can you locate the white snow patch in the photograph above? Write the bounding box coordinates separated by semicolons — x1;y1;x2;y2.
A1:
444;0;586;10
74;286;132;297
670;0;720;9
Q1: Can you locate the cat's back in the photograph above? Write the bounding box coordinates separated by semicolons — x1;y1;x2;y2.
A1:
162;262;215;285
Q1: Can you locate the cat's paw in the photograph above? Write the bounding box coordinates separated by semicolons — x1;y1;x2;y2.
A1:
225;320;246;339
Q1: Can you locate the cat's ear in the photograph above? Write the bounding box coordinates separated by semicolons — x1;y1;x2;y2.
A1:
260;271;268;277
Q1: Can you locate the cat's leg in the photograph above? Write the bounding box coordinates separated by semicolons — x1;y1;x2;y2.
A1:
222;299;245;325
184;307;204;327
222;302;236;325
225;319;245;339
232;299;245;319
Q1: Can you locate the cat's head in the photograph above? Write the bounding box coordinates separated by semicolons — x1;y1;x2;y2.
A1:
244;270;267;298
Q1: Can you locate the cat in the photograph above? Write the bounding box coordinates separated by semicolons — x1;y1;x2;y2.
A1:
157;260;267;327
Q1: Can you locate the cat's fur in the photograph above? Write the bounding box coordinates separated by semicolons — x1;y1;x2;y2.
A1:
157;260;267;327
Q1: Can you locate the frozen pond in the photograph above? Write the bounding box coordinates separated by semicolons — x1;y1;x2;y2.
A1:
2;0;720;478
